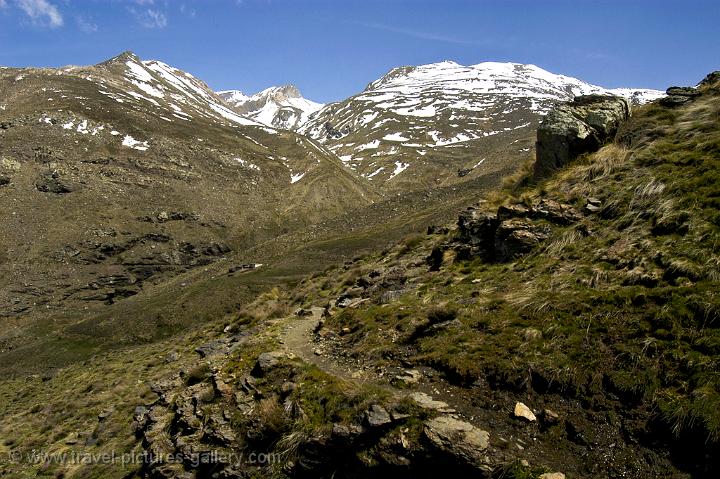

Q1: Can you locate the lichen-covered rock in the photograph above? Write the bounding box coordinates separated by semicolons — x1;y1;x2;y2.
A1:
365;404;392;427
534;95;630;178
699;71;720;88
455;199;577;262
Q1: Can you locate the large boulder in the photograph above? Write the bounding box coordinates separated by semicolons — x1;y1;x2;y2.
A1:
423;416;491;471
534;95;630;178
660;86;701;107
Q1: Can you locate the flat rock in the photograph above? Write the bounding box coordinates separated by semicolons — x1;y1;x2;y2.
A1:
252;351;290;377
409;392;455;413
392;369;422;387
195;339;230;358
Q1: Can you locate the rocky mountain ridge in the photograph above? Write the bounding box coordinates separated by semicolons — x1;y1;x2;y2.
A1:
213;60;663;192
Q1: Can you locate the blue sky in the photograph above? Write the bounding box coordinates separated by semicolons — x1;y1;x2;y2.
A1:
0;0;718;103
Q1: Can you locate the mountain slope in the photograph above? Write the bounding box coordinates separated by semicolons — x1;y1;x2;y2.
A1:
116;72;717;479
0;51;380;371
299;61;664;190
219;85;323;130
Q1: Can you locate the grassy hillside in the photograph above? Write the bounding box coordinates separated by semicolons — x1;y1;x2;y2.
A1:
1;69;717;478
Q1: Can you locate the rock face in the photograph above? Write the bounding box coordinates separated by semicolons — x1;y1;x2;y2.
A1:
534;95;630;178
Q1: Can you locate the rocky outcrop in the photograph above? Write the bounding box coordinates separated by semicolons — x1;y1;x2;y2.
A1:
35;171;73;194
455;199;581;262
494;219;550;261
699;71;720;88
659;86;701;107
534;95;630;178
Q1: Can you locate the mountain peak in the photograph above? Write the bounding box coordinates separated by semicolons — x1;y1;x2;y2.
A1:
261;84;302;98
99;50;140;66
218;84;323;130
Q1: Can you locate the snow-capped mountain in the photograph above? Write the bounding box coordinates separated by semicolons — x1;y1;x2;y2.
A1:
0;51;379;320
93;52;264;129
299;61;664;188
218;85;323;131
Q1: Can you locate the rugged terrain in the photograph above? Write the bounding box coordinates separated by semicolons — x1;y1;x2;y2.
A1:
1;55;716;479
121;72;716;479
5;54;662;376
0;51;396;376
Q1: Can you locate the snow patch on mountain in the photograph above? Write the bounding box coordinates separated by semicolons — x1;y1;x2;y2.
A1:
99;53;264;128
122;135;149;151
218;85;323;131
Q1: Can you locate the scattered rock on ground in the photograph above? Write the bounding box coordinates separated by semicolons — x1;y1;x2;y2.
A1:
251;351;290;376
365;404;392;427
35;171;73;194
542;408;560;426
539;473;566;479
514;402;537;421
392;369;422;387
409;392;455;413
